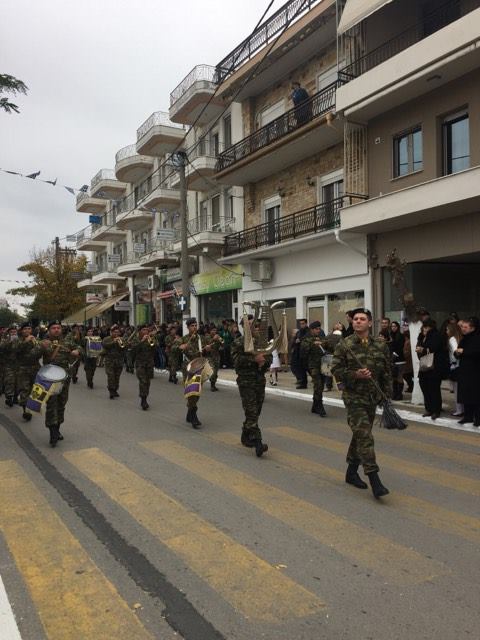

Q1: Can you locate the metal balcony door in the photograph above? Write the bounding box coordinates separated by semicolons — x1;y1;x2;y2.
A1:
265;203;280;246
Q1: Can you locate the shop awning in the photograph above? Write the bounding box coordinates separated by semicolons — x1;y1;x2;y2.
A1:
338;0;394;35
157;290;176;300
63;303;100;324
90;291;129;317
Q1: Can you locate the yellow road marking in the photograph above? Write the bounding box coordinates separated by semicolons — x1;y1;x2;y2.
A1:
398;422;480;448
64;448;324;622
142;440;446;585
211;433;480;546
376;433;480;467
0;460;153;640
274;427;480;497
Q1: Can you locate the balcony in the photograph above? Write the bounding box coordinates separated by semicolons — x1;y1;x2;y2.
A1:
90;169;127;199
336;1;480;119
173;216;238;256
77;274;107;290
136;111;185;156
76;225;108;252
170;138;220;191
75;190;107;214
115;144;154;183
116;208;154;231
139;236;179;268
139;172;181;212
92;264;127;286
223;195;360;260
214;0;336;101
169;65;224;125
116;251;154;277
215;82;340;185
91;215;127;242
340;166;480;234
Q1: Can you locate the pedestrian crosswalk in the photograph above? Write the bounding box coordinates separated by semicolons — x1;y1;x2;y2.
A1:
0;417;478;638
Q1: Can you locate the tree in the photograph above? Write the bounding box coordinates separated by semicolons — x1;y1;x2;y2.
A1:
0;306;23;327
0;73;28;114
8;245;87;321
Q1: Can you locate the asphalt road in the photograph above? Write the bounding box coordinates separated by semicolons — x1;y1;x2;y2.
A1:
0;366;479;640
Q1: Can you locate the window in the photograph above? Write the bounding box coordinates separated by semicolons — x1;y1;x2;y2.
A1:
263;196;281;246
223;115;232;149
258;100;285;127
318;169;344;203
317;66;337;91
224;189;234;220
393;127;423;177
211;195;220;228
443;111;469;175
212;132;220;156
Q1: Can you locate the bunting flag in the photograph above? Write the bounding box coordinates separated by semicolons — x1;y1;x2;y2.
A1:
0;167;93;196
26;171;41;179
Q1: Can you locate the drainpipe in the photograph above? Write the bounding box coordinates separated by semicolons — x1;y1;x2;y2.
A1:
334;229;367;257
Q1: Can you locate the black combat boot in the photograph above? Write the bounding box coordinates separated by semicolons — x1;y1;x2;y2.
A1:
173;375;178;385
210;382;218;392
141;396;149;410
345;464;368;489
190;409;202;429
317;402;327;418
87;380;93;389
109;389;115;399
48;425;60;448
241;430;256;447
367;472;389;499
186;408;192;423
311;400;318;414
22;407;32;422
5;396;14;407
57;428;64;441
113;390;120;397
72;376;78;384
13;393;18;405
254;438;268;457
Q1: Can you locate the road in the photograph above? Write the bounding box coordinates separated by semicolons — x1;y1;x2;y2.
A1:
0;366;479;640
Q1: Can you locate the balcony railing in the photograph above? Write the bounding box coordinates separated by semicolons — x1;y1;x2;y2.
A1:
223;195;362;256
338;0;477;82
144;234;179;253
170;64;217;107
75;224;102;246
76;190;90;205
115;144;138;164
91;169;116;190
216;82;338;173
188;137;225;161
214;0;323;84
188;215;237;235
137;111;185;140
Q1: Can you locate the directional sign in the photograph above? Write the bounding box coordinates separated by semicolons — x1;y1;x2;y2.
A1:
107;254;121;264
156;229;176;240
86;263;98;273
178;295;187;311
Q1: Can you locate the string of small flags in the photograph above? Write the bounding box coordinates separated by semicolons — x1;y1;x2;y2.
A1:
0;167;88;196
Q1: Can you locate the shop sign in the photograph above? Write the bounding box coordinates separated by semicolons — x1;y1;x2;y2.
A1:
133;243;145;253
114;300;131;311
156;229;176;240
191;265;242;295
86;292;104;303
135;304;150;325
165;267;181;283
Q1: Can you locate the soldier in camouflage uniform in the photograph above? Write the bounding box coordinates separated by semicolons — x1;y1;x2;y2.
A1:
69;325;83;383
82;327;101;389
0;328;6;396
16;322;42;421
165;326;181;384
102;325;125;399
131;325;157;410
331;308;392;499
204;325;223;391
179;318;206;428
40;321;82;447
300;320;328;418
231;316;271;457
1;326;20;407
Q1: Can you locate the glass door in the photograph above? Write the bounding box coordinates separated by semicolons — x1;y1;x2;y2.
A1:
265;203;280;246
307;300;328;333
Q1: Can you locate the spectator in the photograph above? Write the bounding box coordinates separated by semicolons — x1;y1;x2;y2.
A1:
446;321;463;417
402;329;414;393
324;323;343;391
289;319;309;389
415;318;449;420
455;317;480;426
290;81;311;126
343;311;354;337
380;317;391;338
389;321;405;400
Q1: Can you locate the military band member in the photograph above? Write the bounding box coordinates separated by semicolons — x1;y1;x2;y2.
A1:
300;320;328;417
82;327;99;389
179;318;206;428
1;325;20;407
131;325;157;410
204;325;223;391
331;308;392;499
231;316;271;457
69;325;82;383
165;326;181;384
102;325;125;399
40;321;81;447
16;322;42;421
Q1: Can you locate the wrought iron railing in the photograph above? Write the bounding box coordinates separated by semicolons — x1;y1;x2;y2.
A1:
215;0;323;84
170;64;217;107
188;215;237;235
115;144;138;164
189;137;225;161
137;111;185;140
223;195;363;256
76;190;90;205
91;169;116;190
339;0;473;82
143;234;179;254
216;82;338;172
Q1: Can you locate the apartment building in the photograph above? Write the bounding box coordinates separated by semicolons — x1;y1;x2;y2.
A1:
336;0;480;324
214;0;370;333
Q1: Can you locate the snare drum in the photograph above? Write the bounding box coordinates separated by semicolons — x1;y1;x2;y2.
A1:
85;336;103;359
26;365;67;413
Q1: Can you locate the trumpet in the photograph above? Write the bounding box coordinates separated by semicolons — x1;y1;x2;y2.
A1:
115;337;125;349
147;336;156;347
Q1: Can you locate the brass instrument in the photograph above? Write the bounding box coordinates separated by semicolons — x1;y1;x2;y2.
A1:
115;337;125;349
242;300;289;356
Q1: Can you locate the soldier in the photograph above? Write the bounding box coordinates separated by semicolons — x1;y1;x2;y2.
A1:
0;327;6;396
40;321;81;447
231;316;271;457
300;320;328;417
331;308;392;499
179;318;206;428
16;322;42;421
165;325;181;384
69;325;83;383
204;325;223;391
1;325;20;407
131;325;157;410
102;325;125;399
82;327;100;389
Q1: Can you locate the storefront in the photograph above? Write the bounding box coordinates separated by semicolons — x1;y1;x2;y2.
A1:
192;265;242;325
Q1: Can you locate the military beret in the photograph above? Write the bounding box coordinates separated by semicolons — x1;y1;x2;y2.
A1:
352;308;372;320
186;318;197;326
309;320;322;330
20;322;32;329
47;320;62;328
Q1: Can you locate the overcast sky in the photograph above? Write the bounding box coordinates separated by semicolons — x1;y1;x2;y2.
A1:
0;0;277;310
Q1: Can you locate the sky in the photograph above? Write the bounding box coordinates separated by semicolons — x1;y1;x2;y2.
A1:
0;0;278;311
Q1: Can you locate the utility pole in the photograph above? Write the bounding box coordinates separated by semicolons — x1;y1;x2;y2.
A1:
172;150;190;325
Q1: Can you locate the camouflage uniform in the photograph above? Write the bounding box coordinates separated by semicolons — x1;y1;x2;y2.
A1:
165;334;182;383
102;336;125;394
40;335;81;429
69;331;82;382
300;334;328;415
0;334;6;396
81;337;100;387
181;333;206;411
204;335;223;389
1;337;20;403
331;334;392;474
16;337;42;408
231;336;272;442
131;336;157;398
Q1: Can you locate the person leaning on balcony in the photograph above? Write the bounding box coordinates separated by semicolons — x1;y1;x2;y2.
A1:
291;81;312;126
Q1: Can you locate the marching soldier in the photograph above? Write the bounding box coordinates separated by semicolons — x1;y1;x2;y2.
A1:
1;325;20;407
300;320;328;417
0;327;6;396
82;327;100;389
165;325;181;384
16;322;42;421
179;318;206;428
69;325;83;383
131;325;157;410
231;315;271;457
40;321;81;447
102;325;125;399
331;308;392;499
204;325;223;391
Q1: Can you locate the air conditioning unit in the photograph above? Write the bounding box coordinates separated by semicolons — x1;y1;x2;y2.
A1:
250;260;273;282
147;275;160;290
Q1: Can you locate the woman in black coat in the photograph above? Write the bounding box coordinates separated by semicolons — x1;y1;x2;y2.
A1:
455;318;480;426
415;319;449;420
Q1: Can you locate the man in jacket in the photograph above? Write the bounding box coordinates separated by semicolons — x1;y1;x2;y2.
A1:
131;325;157;410
300;320;328;417
290;319;309;389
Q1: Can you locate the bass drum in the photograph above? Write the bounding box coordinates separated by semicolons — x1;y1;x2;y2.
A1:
38;364;67;395
187;357;213;383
